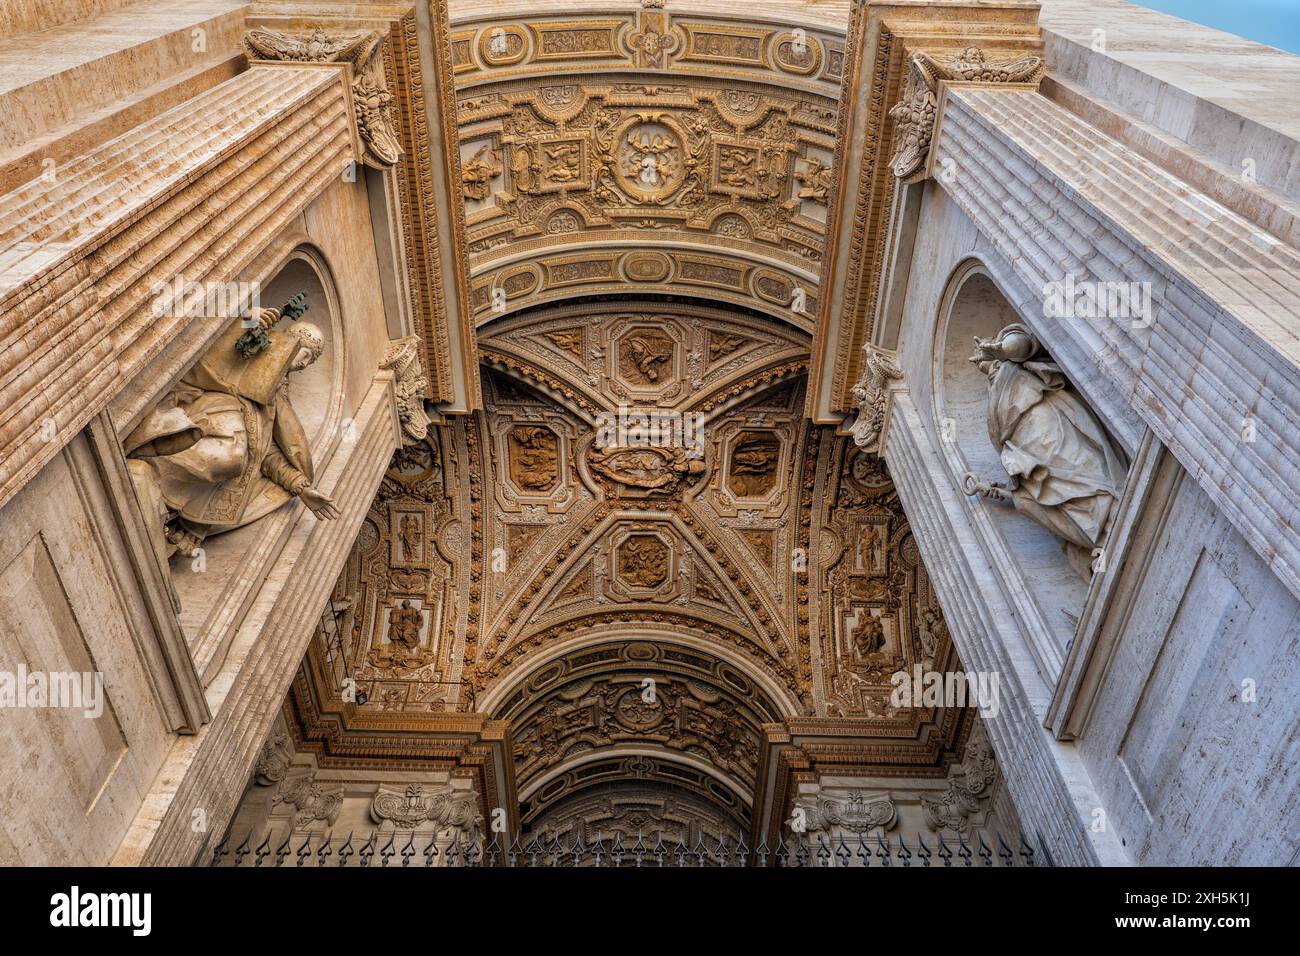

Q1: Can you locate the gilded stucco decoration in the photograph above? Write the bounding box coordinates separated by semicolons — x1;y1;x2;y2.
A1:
807;438;957;720
278;4;990;843
452;7;844;326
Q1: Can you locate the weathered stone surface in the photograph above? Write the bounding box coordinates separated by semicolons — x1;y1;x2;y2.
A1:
0;64;357;512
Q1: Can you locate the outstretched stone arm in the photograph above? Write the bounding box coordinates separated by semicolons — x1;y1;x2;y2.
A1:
262;446;311;496
962;472;1014;502
262;447;340;519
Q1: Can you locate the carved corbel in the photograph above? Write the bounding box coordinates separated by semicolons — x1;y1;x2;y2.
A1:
243;28;403;169
921;722;997;830
888;47;1044;183
848;345;904;452
381;335;433;445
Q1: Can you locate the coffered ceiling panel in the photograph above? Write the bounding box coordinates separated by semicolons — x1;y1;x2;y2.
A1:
450;4;847;328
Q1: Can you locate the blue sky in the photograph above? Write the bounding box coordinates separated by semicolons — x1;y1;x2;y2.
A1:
1135;0;1300;55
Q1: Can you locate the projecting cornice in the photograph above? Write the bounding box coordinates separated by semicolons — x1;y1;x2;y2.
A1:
244;1;480;413
808;1;1045;422
0;65;357;513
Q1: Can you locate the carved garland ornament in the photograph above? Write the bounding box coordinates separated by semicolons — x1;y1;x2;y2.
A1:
381;335;433;445
243;28;403;169
253;732;293;786
921;722;997;830
888;47;1044;182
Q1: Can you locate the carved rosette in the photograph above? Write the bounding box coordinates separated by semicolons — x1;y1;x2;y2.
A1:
243;28;403;169
888;47;1044;183
848;344;903;452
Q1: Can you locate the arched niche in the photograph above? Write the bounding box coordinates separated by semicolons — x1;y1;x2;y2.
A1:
255;247;346;454
150;246;347;681
932;260;1104;666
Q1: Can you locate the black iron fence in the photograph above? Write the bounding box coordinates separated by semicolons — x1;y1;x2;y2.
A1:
209;828;1047;867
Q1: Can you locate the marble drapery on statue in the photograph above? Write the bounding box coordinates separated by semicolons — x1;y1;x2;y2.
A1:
125;297;340;568
962;324;1127;573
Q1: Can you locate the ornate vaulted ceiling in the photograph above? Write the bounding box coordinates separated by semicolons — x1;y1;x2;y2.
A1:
284;0;977;843
450;2;846;329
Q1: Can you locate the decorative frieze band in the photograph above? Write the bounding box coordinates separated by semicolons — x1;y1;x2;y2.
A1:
934;86;1300;602
0;66;357;512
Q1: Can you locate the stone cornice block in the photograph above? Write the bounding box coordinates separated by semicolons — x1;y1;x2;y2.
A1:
0;64;358;512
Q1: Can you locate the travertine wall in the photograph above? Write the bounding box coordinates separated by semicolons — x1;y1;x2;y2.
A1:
0;434;177;865
0;2;411;865
877;2;1300;866
1077;455;1300;865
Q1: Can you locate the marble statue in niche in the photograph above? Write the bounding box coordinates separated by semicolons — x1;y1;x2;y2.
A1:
917;607;944;665
962;324;1127;574
124;296;338;569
